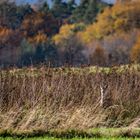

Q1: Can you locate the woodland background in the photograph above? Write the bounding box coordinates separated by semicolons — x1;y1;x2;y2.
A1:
0;0;140;67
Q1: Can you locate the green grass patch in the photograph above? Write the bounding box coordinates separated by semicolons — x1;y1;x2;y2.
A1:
0;137;140;140
1;64;139;77
0;128;140;139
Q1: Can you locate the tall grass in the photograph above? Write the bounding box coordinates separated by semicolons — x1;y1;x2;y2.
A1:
0;66;140;131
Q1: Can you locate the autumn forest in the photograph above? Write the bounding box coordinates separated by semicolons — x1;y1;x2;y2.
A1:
0;0;140;67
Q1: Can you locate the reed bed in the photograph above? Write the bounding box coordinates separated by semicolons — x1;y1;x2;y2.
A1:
0;66;140;132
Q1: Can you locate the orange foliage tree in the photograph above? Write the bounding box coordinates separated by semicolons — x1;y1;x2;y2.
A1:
28;31;48;44
131;36;140;63
21;12;59;40
90;45;107;66
0;27;21;48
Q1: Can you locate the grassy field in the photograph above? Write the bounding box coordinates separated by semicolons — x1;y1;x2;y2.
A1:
0;128;140;139
0;137;140;140
0;65;140;139
1;64;140;76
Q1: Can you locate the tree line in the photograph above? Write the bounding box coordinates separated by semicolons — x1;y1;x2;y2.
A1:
0;0;140;67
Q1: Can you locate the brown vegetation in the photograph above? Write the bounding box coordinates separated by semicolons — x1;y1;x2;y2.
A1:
0;66;140;131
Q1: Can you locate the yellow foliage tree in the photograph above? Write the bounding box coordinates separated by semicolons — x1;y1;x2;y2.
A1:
53;23;85;45
78;1;140;44
53;24;75;45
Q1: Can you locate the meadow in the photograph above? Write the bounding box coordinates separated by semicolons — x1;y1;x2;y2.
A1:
0;65;140;139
